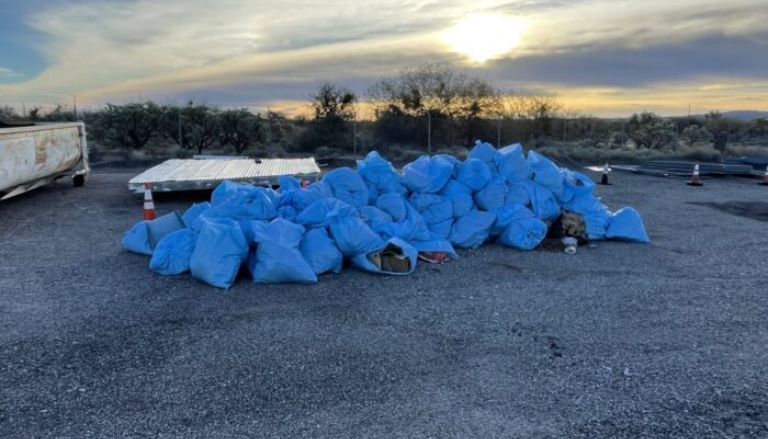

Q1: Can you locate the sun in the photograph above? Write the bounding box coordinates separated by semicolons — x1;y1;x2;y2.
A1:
442;14;526;63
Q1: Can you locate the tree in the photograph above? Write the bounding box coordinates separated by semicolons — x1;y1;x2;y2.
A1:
95;102;162;150
0;106;17;119
748;118;768;138
369;63;498;119
159;102;220;154
368;63;499;146
704;111;730;161
312;83;356;120
43;105;77;122
220;109;263;154
184;104;220;154
627;112;675;149
297;83;356;151
681;124;713;145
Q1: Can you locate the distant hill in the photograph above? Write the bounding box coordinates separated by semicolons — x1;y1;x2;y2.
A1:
690;110;768;121
721;110;768;121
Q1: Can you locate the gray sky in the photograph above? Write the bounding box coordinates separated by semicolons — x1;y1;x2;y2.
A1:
1;0;767;116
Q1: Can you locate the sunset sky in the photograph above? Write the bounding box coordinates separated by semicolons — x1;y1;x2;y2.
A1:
1;0;767;117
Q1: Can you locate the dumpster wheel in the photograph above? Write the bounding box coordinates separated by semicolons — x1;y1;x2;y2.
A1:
73;174;86;187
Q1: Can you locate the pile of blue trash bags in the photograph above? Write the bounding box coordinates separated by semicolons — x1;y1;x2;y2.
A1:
122;142;650;288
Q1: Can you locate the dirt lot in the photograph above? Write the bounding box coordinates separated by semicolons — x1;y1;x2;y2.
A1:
1;170;767;438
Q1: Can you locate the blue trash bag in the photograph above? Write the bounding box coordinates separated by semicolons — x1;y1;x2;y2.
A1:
527;150;564;197
122;220;153;255
411;236;458;259
559;170;595;204
210;180;252;205
322;167;369;208
292;180;334;211
190;217;248;289
278;205;297;222
259;186;281;207
583;207;611;241
357;151;406;195
296;198;349;228
278;175;301;192
450;209;496;249
299;228;343;275
563;194;611;241
240;219;269;245
376;193;408;222
248;219;318;284
457;158;492;191
401;155;453;194
606;207;650;243
350;238;418;276
526;183;561;221
149;228;197;275
146;211;186;247
374;202;432;243
367;184;380;205
432;154;462;175
359;206;394;229
467;141;499;175
505;181;532;206
492;203;536;237
211;180;279;208
205;184;278;222
440;179;474;218
328;205;385;257
428;218;453;240
496;143;532;183
182;202;211;231
408;193;453;225
498;217;548;250
474;177;508;211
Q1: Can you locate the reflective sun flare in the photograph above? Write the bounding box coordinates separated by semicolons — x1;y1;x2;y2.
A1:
443;14;526;63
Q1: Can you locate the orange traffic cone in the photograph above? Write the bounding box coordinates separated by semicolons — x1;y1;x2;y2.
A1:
760;165;768;186
687;162;703;187
597;163;612;185
143;183;157;220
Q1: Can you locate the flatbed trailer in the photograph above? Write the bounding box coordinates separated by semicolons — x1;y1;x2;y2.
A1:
128;157;321;193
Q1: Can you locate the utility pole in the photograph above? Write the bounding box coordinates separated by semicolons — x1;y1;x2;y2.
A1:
353;118;358;157
562;117;566;143
497;117;502;147
427;111;432;155
177;107;183;150
265;107;272;158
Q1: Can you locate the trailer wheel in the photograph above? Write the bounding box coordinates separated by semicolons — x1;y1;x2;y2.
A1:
73;174;86;187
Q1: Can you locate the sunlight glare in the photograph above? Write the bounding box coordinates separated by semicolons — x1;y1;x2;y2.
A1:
443;14;525;63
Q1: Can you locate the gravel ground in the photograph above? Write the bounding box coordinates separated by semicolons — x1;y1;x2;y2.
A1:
1;169;767;438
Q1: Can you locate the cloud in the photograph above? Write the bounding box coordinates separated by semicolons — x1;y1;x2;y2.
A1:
0;67;22;77
0;0;766;115
486;33;768;88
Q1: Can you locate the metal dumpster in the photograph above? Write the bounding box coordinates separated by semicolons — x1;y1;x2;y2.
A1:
0;122;90;200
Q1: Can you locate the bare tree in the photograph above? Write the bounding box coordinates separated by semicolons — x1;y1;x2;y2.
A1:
704;111;730;161
220;109;263;154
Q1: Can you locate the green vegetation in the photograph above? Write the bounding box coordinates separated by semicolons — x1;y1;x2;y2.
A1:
1;64;766;164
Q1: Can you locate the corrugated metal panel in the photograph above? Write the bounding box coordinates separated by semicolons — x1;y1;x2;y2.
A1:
128;158;321;193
